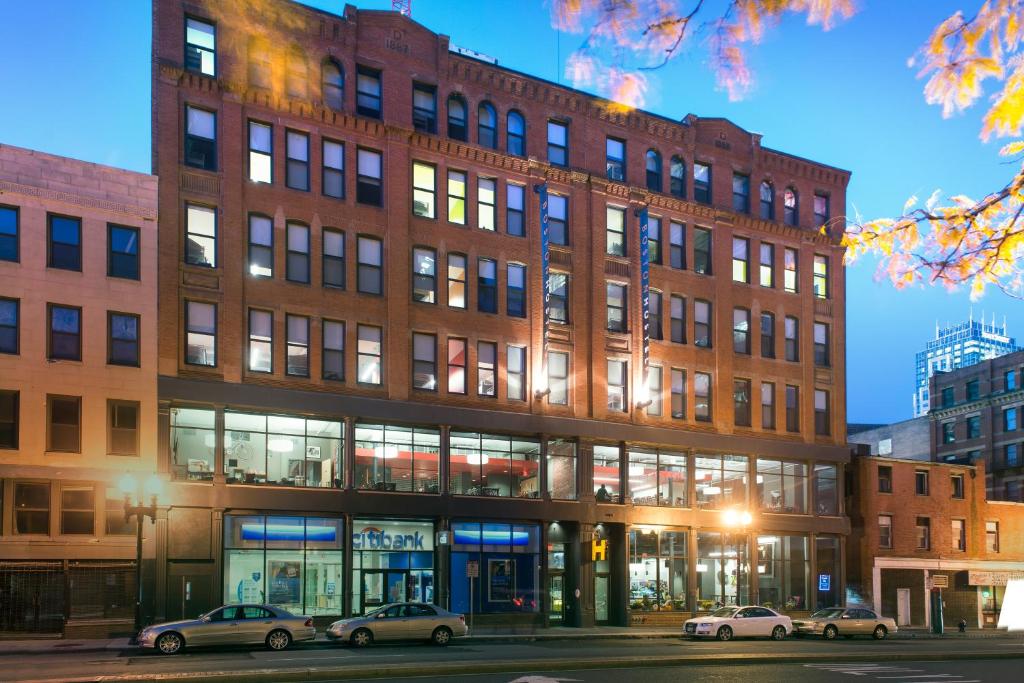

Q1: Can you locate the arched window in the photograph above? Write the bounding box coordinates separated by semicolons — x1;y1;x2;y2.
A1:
322;59;344;110
759;181;774;220
478;101;497;149
447;94;467;141
669;155;685;198
507;110;525;156
783;187;799;226
286;46;308;99
248;37;272;89
646;150;662;192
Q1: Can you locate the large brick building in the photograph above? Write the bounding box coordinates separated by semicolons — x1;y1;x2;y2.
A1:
151;0;851;627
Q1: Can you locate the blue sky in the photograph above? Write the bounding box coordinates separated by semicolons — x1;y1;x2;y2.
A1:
1;0;1020;424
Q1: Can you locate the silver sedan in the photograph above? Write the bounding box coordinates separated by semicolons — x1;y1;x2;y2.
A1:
137;604;316;654
792;606;898;640
327;603;468;646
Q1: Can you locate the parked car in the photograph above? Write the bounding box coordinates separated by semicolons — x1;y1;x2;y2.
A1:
683;606;792;641
137;604;315;655
327;602;468;646
792;606;897;640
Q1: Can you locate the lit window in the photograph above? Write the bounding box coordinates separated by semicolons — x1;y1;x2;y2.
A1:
477;341;496;396
356;148;382;205
478;177;496;231
323;228;345;288
248;121;272;183
607;359;627;412
412;332;437;391
813;254;829;299
448;338;467;394
184;17;216;76
412;247;437;303
412;83;437;134
185;204;216;267
356;236;383;294
783;187;798;225
732;237;749;282
248;309;272;373
547;120;568;166
759;243;774;287
784;247;798;293
412;162;436;218
286;222;310;283
357;325;382;385
185;301;216;366
606;206;626;256
447;170;466;224
447;253;467;308
322;139;345;198
549;194;568;245
606;137;625;181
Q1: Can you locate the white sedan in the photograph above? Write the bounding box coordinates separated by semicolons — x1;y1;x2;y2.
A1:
683;606;792;641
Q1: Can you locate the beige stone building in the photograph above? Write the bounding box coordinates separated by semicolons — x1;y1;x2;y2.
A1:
0;143;158;637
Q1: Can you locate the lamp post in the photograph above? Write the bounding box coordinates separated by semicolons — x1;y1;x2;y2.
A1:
722;508;753;605
119;473;162;638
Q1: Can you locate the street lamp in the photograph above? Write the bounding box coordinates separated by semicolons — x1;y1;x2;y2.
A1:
119;473;162;638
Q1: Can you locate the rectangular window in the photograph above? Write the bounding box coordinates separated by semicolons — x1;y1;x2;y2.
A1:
447;170;466;224
412;161;436;218
1005;407;1018;431
48;395;81;452
108;400;139;456
15;482;49;534
508;345;527;400
185;203;216;267
694;299;711;348
547;120;568;166
761;382;776;430
648;366;663;416
108;224;140;280
694;371;712;422
607;359;627;412
814;464;839;515
108;312;139;366
550;273;569;323
785;385;799;432
357;236;383;294
814;389;830;436
507;263;526;317
941;386;955;407
61;486;95;535
986;521;1000;552
756;459;807;513
670;295;686;344
247;309;272;373
606;137;625;181
356;148;383;206
606;205;626;257
606;283;627;333
669;221;685;269
943;421;956;443
506;183;525;236
447;337;467;394
814;193;830;227
913;469;929;495
916;517;931;549
0;390;18;449
105;488;136;535
733;307;750;354
731;237;749;282
48;214;81;271
356;66;382;118
784;316;799;362
648;216;662;264
967;380;980;401
357;324;382;384
322;228;345;288
1007;443;1019;467
732;173;750;213
814;322;829;367
478;258;497;313
878;515;893;549
247;214;273;278
286;314;309;376
412;83;437;133
322;319;345;381
322;138;345;198
184;105;216;171
671;368;686;419
48;304;81;361
0;298;18;355
412;247;437;303
286;222;310;283
760;312;775;358
951;473;964;499
412;332;437;391
548;350;569;405
967;415;981;439
759;242;774;287
693;162;711;203
248;121;272;183
478;177;496;231
784;247;798;293
734;378;751;427
0;205;18;262
1007;370;1018;391
477;341;496;396
813;254;829;299
185;300;216;366
694;227;712;275
879;465;893;493
549;194;568;246
448;253;467;308
185;16;216;75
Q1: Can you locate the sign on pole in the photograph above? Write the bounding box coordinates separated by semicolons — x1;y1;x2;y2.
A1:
535;184;551;364
467;560;479;578
637;206;651;391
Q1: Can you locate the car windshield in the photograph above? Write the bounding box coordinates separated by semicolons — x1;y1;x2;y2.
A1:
810;608;845;619
710;607;738;618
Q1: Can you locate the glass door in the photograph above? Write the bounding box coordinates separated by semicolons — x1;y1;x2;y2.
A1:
361;571;385;610
595;575;609;623
385;571;407;604
549;574;564;622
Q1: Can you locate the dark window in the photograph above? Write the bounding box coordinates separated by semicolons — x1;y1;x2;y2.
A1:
0;390;18;448
356;148;383;206
507;110;525;156
606;283;627;333
814;322;830;367
60;486;94;535
108;312;139;366
0;298;19;355
248;120;272;183
649;291;663;340
916;517;930;549
184;105;217;171
1006;443;1019;467
759;181;774;220
285;222;310;283
14;482;49;534
760;312;775;358
732;173;750;213
322;138;345;198
694;227;712;275
943;422;955;443
647;216;662;264
285;130;309;191
285;314;309;376
814;389;830;436
108;400;139;456
669;221;685;269
814;464;838;515
951;473;964;499
107;224;139;279
248;214;273;278
645;149;662;191
412;247;437;303
606;137;625;181
185;300;216;366
0;205;18;262
607;359;627;412
48;304;81;360
694;299;711;348
412;83;437;133
478;258;497;313
967;415;982;439
878;514;892;548
477;341;497;396
670;156;685;198
814;193;830;227
550;273;569;323
357;236;383;294
549;194;568;246
478;102;497;149
761;382;775;430
547;120;568;166
670;295;686;344
322;59;344;110
48;395;81;452
508;345;526;400
247;309;272;373
323;228;345;288
693;162;711;203
507;263;526;317
783;187;799;226
356;66;382;118
878;465;892;493
941;386;955;407
694;372;712;422
784;316;799;362
48;214;81;271
967;380;980;401
671;369;686;419
734;378;751;427
323;319;345;381
733;308;750;354
785;385;799;432
184;203;216;267
447;94;467;140
412;162;437;218
185;17;216;76
507;183;525;236
606;205;626;256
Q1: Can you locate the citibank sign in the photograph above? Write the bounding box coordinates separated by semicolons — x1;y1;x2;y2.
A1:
352;521;434;551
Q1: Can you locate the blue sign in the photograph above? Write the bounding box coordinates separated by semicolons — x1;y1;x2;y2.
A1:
535;183;551;355
453;528;531;546
818;573;831;592
352;527;425;550
637;207;651;380
241;523;337;543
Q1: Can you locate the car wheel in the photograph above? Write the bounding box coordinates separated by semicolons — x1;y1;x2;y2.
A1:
873;625;888;640
155;632;184;655
351;628;373;648
717;626;733;642
431;626;453;646
771;626;786;641
266;629;292;651
822;625;838;640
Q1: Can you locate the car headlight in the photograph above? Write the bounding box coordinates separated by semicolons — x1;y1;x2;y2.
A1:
699;622;711;627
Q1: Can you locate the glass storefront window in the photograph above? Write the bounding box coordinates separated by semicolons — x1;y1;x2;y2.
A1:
814;464;838;515
756;459;807;513
629;528;687;611
354;424;440;493
450;433;540;498
627;448;688;507
223;515;343;616
170;407;215;481
815;535;841;608
694;454;748;509
224;412;342;488
547;438;577;500
593;444;621;502
350;519;435;615
450;522;540;614
696;531;749;609
756;535;808;611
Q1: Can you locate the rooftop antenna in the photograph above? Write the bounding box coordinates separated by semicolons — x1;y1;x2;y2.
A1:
392;0;411;17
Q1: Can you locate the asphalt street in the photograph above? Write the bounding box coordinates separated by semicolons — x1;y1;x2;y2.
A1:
3;637;1024;682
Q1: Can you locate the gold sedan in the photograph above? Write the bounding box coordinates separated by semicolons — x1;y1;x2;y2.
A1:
792;607;898;640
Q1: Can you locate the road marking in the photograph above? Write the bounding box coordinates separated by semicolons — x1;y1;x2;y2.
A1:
875;676;964;679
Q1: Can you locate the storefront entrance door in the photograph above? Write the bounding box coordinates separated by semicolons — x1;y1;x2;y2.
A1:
362;570;408;608
549;574;564;622
595;574;609;623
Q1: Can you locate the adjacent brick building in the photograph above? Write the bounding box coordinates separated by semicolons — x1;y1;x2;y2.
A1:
151;0;851;627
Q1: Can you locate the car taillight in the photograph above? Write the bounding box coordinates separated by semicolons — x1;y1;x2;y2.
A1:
459;615;465;623
305;618;314;627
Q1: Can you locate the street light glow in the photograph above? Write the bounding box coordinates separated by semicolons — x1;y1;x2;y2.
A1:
118;473;138;498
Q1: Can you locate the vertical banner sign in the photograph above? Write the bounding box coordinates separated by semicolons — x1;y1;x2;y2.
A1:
638;207;651;391
535;184;551;360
